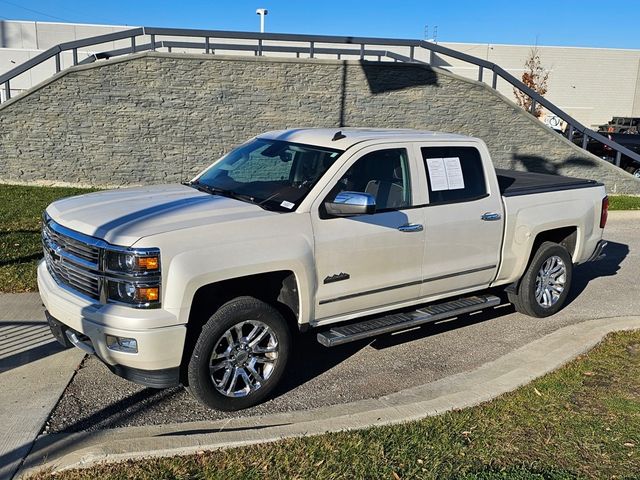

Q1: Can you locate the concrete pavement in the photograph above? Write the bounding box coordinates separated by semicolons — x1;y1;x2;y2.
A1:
0;293;84;480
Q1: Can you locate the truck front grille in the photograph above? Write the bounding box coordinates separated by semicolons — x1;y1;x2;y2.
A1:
42;221;99;264
42;220;101;300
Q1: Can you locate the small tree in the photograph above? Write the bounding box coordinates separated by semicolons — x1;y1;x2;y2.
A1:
514;47;549;118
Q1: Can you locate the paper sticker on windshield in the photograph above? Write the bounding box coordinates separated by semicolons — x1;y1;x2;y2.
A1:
426;157;465;191
280;200;295;209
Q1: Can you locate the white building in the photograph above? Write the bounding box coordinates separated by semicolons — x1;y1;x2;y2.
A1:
1;19;639;128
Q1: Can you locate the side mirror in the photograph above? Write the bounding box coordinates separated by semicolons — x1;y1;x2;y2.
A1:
325;191;376;217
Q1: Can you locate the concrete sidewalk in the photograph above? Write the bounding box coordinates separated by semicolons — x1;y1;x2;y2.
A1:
17;314;640;477
0;293;84;480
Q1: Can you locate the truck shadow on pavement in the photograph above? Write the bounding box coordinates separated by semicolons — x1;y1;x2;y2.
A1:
274;302;518;399
566;240;628;305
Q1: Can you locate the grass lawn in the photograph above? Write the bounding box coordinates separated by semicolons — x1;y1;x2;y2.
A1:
0;184;95;293
0;184;637;293
609;195;640;210
31;330;640;479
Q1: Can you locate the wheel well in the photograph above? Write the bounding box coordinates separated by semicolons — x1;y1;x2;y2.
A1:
531;226;577;259
180;271;300;383
505;226;577;295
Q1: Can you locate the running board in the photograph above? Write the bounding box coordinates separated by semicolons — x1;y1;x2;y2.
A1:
317;295;501;347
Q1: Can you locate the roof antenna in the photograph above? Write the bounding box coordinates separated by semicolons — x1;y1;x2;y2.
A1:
332;130;346;141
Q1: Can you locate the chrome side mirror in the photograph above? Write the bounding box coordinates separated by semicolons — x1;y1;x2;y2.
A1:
325;191;376;217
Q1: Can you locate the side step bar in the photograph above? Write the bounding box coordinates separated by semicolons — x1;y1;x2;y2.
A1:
317;294;501;347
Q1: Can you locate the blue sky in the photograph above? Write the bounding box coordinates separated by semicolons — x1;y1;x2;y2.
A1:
0;0;638;49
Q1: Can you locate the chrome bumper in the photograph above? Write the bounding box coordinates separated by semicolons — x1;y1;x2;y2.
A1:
587;240;607;262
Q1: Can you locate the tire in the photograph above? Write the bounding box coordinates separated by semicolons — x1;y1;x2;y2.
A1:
186;296;291;411
507;241;573;318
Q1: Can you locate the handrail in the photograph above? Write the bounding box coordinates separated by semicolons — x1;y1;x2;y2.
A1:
1;26;639;171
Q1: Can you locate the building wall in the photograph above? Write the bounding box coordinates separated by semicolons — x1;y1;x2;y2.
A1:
0;52;637;193
435;42;640;128
0;20;130;99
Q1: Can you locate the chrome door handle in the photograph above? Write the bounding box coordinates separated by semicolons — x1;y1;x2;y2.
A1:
481;212;502;221
398;223;424;233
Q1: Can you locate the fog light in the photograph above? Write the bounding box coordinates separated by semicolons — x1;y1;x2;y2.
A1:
106;335;138;353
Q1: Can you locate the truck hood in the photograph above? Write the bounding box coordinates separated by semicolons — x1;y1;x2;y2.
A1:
46;184;276;246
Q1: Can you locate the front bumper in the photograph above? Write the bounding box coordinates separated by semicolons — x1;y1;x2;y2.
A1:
38;260;185;387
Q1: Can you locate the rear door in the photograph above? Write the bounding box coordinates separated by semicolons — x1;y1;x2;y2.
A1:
415;143;504;297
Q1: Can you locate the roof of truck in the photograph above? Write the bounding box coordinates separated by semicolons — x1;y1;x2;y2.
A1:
257;128;474;150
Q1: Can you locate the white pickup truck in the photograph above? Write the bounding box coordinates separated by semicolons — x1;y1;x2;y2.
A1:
39;128;608;410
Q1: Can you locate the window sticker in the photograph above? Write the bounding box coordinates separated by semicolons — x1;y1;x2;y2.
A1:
426;157;465;191
280;200;295;209
443;157;465;190
426;158;448;191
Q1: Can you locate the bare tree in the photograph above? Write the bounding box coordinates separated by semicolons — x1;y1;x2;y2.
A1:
514;47;549;118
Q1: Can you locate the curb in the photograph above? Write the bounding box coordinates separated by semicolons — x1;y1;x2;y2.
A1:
18;315;640;477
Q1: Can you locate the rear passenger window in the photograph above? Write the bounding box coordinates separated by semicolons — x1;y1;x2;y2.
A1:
421;147;487;205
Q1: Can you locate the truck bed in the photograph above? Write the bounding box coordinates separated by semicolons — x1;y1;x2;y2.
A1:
496;169;603;197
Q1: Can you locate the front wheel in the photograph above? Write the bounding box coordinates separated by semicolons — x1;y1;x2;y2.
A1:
187;296;291;411
508;241;573;318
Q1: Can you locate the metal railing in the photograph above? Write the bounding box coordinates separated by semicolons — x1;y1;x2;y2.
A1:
1;26;639;170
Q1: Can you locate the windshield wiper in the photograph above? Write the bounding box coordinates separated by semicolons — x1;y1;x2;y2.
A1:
186;181;275;210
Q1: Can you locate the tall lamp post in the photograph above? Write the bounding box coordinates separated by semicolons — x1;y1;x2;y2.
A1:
256;8;268;33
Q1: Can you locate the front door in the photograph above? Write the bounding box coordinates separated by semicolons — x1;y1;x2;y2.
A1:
311;145;426;322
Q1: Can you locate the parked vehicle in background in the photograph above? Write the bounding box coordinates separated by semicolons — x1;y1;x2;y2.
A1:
574;131;640;178
39;128;609;411
597;117;640;134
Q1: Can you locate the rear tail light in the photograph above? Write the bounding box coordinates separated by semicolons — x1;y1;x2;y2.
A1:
600;196;609;229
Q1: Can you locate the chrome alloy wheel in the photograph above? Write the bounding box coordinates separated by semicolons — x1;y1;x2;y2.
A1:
535;255;567;308
209;320;279;398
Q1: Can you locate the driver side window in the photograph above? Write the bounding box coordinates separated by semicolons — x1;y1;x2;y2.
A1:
328;148;412;211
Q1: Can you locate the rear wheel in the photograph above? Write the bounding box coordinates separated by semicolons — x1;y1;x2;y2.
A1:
508;241;573;318
187;296;291;411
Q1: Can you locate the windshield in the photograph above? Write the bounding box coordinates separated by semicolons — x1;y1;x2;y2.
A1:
194;138;343;211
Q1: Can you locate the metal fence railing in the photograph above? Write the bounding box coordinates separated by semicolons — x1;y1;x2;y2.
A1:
1;26;639;171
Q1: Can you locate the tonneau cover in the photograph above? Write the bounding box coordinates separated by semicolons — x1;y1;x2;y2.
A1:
496;169;602;197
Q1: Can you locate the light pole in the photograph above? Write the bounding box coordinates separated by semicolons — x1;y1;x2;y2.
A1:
256;8;268;33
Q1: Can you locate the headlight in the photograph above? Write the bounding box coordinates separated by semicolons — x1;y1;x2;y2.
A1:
105;250;160;273
107;280;160;307
104;248;161;308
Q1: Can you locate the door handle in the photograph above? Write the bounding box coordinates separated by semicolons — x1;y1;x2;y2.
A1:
481;212;502;221
398;223;424;233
